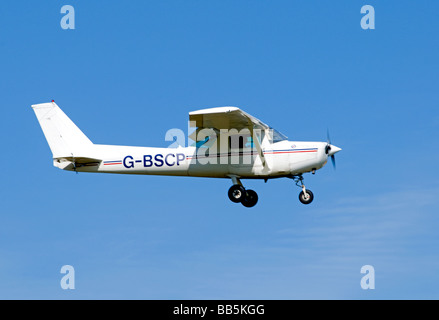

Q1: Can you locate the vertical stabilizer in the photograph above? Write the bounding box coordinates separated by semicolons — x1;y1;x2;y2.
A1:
31;101;93;158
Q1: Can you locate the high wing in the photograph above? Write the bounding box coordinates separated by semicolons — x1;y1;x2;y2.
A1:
189;107;282;167
189;106;270;131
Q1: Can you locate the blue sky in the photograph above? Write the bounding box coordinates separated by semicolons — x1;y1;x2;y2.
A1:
0;0;438;299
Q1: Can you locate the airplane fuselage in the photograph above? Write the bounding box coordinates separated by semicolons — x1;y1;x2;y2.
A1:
57;140;329;179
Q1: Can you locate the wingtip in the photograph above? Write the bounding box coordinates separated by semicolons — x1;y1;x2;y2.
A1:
31;101;57;109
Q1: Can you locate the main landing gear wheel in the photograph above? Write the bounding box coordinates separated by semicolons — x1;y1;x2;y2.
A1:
298;189;314;205
228;185;246;203
242;189;258;208
228;184;259;208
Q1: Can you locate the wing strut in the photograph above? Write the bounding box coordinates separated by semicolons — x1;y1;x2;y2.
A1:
248;122;266;168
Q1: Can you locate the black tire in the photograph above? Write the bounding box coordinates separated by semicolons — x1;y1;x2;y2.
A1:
299;189;314;205
242;189;258;208
228;185;246;203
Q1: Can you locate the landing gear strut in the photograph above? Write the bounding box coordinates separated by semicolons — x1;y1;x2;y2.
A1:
228;176;258;208
293;175;314;205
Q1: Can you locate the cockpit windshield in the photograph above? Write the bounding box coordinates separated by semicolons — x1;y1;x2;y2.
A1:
271;128;288;143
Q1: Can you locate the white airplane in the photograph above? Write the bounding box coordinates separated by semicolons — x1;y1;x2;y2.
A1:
32;101;341;208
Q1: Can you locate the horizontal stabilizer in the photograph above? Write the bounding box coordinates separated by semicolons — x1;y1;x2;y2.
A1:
53;156;102;170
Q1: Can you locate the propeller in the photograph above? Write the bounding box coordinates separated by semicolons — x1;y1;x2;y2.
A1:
325;129;337;170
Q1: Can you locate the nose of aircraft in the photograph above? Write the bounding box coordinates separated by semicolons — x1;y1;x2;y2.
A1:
327;145;342;156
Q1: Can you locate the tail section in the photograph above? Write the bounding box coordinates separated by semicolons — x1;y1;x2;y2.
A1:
32;101;93;160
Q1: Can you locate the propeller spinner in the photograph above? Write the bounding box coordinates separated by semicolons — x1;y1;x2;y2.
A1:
325;130;342;169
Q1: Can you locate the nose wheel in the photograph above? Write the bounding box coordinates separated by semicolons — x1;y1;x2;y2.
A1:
299;189;314;204
293;175;314;205
227;176;258;208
